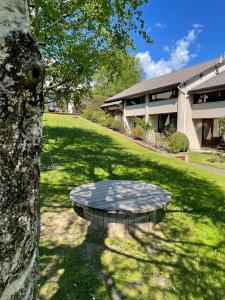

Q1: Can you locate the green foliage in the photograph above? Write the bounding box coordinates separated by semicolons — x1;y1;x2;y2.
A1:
219;117;225;142
91;110;106;123
134;117;153;131
40;114;225;300
94;53;143;97
109;119;124;132
99;115;112;128
81;108;123;132
167;132;190;153
29;0;151;104
164;122;177;137
81;108;93;120
154;133;168;149
189;151;225;170
89;95;108;109
131;125;145;140
208;152;225;163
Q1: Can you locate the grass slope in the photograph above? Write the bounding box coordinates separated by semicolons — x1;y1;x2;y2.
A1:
189;151;225;170
38;114;225;300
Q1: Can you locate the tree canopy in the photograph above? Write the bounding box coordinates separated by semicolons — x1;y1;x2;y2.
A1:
29;0;151;103
94;52;143;98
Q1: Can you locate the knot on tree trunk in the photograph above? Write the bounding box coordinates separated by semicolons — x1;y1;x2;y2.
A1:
23;61;44;88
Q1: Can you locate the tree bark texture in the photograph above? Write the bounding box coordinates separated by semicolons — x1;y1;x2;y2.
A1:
0;1;44;299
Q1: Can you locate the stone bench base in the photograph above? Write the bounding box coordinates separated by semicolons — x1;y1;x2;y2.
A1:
74;205;164;238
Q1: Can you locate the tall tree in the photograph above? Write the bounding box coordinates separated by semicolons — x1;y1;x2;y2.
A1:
94;52;143;98
0;1;150;299
29;0;151;103
0;1;43;299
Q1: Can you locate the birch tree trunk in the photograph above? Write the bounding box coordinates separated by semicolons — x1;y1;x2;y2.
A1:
0;1;43;299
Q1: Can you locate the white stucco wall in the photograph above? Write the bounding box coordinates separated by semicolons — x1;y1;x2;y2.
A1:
177;93;203;149
192;101;225;119
148;98;177;115
124;103;146;117
121;61;225;149
177;63;225;149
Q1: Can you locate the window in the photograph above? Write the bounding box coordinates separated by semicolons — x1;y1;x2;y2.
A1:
150;89;178;101
126;96;145;106
158;114;177;133
194;90;225;104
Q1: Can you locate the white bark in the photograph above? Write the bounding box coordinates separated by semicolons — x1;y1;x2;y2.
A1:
0;0;30;38
0;1;43;299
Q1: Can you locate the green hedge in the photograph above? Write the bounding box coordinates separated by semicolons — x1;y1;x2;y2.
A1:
82;108;124;132
167;131;189;153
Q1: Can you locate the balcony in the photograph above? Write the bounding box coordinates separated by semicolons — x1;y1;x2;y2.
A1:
148;98;177;115
124;103;146;117
192;101;225;119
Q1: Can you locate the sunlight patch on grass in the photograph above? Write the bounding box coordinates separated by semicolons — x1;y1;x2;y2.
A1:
39;114;225;300
189;151;225;170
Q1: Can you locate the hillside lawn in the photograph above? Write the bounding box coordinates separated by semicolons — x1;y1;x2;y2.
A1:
189;151;225;171
38;113;225;300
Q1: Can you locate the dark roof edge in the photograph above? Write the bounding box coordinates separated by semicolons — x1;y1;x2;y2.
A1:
181;61;225;88
104;83;179;103
189;84;225;94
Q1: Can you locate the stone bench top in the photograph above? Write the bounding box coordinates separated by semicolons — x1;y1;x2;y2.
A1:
70;180;171;213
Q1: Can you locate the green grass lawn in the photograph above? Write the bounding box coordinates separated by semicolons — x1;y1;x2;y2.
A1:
38;114;225;300
189;151;225;170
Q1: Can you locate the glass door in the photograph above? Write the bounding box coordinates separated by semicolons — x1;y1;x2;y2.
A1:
202;119;213;147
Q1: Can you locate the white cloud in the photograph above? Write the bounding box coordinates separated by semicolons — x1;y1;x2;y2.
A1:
155;22;166;29
136;25;203;79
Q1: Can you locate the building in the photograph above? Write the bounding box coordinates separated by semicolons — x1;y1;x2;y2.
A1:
100;55;225;150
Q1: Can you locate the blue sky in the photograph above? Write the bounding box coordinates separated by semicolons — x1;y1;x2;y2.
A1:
133;0;225;79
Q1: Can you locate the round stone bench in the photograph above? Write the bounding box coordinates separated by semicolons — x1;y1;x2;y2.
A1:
70;180;171;237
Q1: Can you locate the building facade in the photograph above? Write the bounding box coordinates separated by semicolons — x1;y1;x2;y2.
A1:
101;55;225;150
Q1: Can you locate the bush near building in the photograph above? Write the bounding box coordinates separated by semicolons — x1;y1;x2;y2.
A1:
167;132;190;153
82;108;124;132
131;125;145;140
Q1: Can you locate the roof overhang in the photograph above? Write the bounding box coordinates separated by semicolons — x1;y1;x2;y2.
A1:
189;84;225;94
104;84;179;103
100;100;122;108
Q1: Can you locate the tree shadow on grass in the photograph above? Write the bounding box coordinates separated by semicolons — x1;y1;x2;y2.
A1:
39;124;225;299
41;125;225;224
38;211;225;300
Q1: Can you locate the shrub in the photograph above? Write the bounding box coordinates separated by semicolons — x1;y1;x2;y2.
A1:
164;122;177;137
154;133;168;149
167;131;189;153
91;110;106;123
109;119;124;132
82;108;93;120
82;107;125;133
134;117;153;131
208;152;225;163
219;116;225;143
99;114;112;127
131;125;145;140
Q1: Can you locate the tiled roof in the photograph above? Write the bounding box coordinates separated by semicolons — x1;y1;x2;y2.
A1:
105;57;220;102
189;70;225;92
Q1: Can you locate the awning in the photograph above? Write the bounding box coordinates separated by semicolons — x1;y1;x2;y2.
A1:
100;100;122;108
